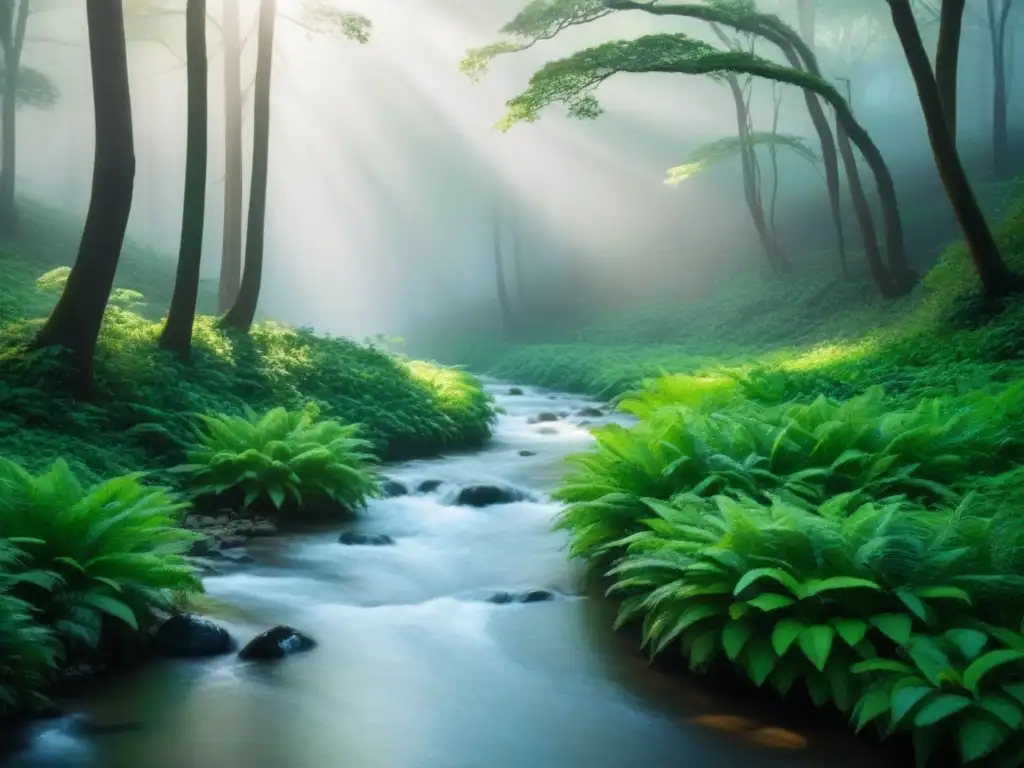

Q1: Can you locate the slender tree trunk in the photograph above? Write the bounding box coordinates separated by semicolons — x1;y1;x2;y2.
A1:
796;0;815;53
725;75;787;273
493;209;512;333
988;0;1014;180
767;83;782;258
34;0;135;388
219;0;243;312
510;214;526;305
0;0;27;236
220;0;276;333
934;0;966;140
888;0;1016;296
159;0;208;360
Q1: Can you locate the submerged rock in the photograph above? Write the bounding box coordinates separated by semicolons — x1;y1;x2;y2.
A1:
507;387;524;396
536;426;558;435
518;450;537;457
238;626;317;661
576;407;604;418
379;479;408;498
453;484;529;507
530;412;559;423
486;589;556;605
338;531;394;546
416;479;444;494
154;615;234;658
217;534;247;550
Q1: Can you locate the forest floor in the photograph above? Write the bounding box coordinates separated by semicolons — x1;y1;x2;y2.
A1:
0;200;495;487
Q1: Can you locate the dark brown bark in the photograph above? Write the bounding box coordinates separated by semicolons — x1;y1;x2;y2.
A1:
0;0;28;236
888;0;1016;296
219;0;243;312
988;0;1014;180
935;0;966;140
220;0;276;333
725;74;788;273
34;0;135;388
159;0;208;360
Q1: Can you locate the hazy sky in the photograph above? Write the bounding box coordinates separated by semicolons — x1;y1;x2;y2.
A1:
14;0;1024;339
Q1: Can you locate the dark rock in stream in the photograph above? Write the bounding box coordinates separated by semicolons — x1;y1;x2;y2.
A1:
518;450;537;457
238;626;317;661
536;426;558;435
486;589;557;604
154;615;234;658
507;387;524;395
218;534;248;550
453;484;530;507
380;479;408;498
416;479;444;493
338;531;394;546
576;406;604;418
529;411;560;424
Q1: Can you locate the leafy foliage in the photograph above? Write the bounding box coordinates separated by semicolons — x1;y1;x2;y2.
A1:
176;404;379;517
665;132;819;185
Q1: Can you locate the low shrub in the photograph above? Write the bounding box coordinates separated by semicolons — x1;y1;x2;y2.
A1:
176;404;379;518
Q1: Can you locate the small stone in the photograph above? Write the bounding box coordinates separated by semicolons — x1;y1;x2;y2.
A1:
531;412;559;423
249;520;278;537
238;626;316;661
154;614;234;658
485;589;556;605
380;479;409;498
518;450;537;457
537;426;558;435
577;407;604;418
507;387;524;396
453;485;529;507
187;536;216;556
218;535;248;550
416;479;443;493
338;531;394;546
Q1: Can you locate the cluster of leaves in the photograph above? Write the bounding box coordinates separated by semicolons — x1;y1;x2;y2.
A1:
0;203;495;486
0;459;202;717
606;493;1024;765
176;404;379;518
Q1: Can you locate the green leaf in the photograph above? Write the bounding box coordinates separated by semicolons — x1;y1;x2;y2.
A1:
956;716;1007;763
945;629;989;662
871;613;913;645
851;658;915;675
771;619;805;657
896;588;933;625
721;620;752;661
1003;682;1024;707
745;593;795;612
83;593;139;631
743;637;776;687
798;625;835;672
980;694;1024;730
915;586;972;604
891;685;934;727
914;694;972;727
733;567;803;598
805;576;881;597
831;618;869;648
963;650;1024;694
852;688;890;732
689;630;719;670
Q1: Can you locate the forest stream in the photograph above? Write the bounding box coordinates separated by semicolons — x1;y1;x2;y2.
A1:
4;380;892;768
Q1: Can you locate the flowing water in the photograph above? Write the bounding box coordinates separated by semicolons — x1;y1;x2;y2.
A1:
4;380;890;768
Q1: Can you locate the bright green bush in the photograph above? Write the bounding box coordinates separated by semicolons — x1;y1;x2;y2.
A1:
176;404;379;517
0;458;202;652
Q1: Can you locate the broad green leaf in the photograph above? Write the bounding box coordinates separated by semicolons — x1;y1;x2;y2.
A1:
852;688;890;732
721;620;752;661
743;637;776;687
871;614;913;645
915;586;971;604
956;716;1007;763
896;588;933;625
980;694;1024;730
831;618;868;648
914;694;972;727
732;567;803;598
963;650;1024;694
945;629;989;662
745;593;795;612
805;576;881;597
798;625;835;672
890;685;934;727
771;618;805;657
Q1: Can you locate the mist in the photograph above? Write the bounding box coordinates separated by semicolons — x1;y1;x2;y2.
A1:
15;0;1024;340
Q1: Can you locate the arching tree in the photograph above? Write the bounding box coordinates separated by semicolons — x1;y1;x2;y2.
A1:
34;0;135;389
159;0;208;360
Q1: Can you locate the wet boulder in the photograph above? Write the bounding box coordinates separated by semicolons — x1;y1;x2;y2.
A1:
238;626;317;661
154;614;234;658
486;589;556;605
576;407;604;418
453;484;529;507
338;531;394;546
507;387;524;396
379;479;409;498
416;479;444;494
529;412;559;424
518;450;537;457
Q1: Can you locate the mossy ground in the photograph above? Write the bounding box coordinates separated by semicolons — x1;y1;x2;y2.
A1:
0;200;494;487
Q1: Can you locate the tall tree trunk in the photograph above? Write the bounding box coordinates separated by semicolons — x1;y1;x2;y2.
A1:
220;0;276;333
775;43;847;277
493;207;512;333
988;0;1014;180
219;0;243;312
934;0;966;140
796;0;816;53
0;0;28;236
888;0;1016;296
159;0;208;360
34;0;135;388
510;212;526;305
725;74;788;273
